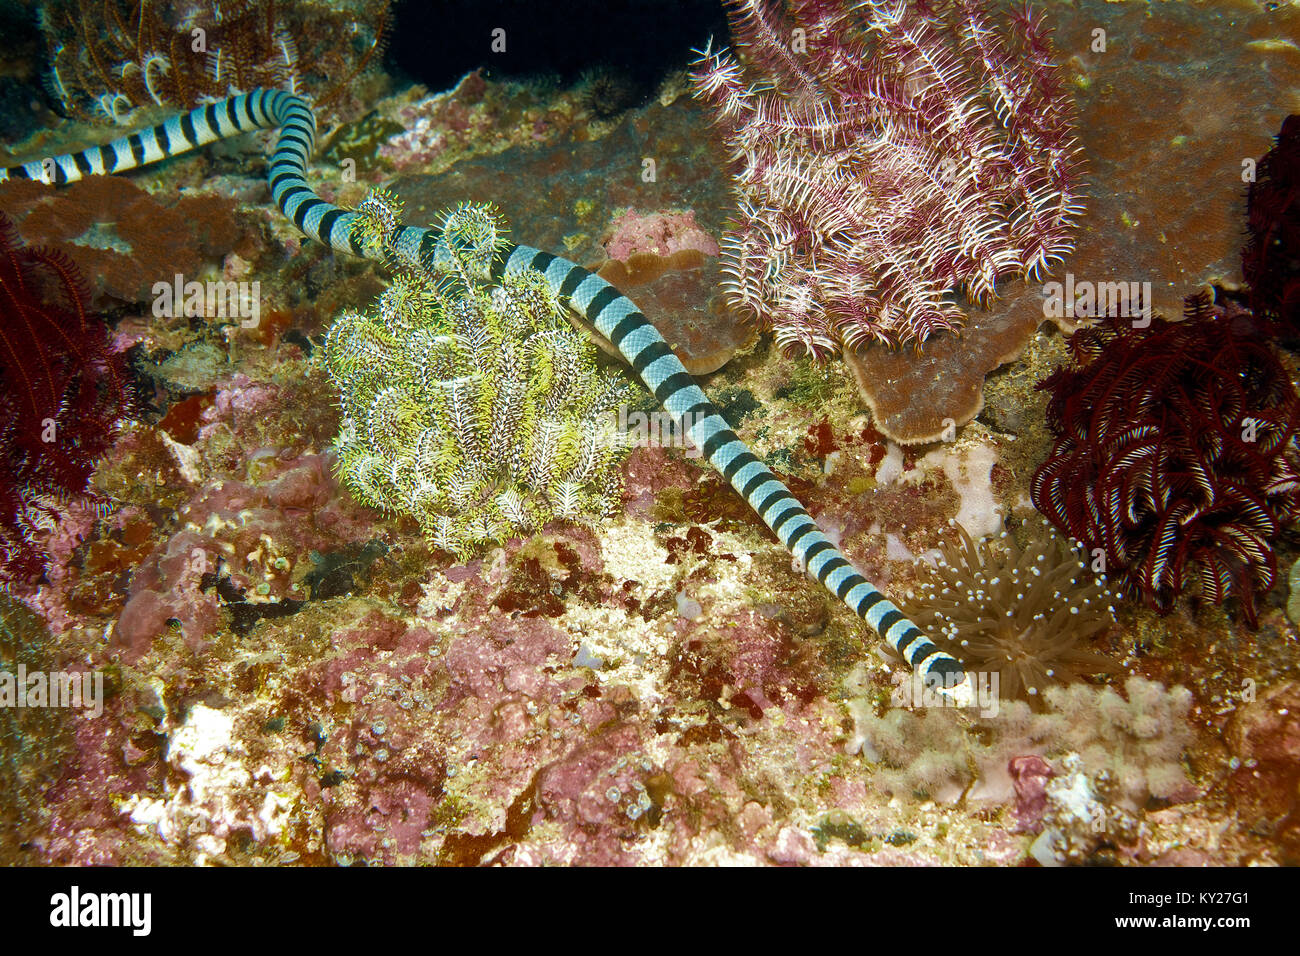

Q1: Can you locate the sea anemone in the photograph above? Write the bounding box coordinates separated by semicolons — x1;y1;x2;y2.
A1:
901;518;1121;705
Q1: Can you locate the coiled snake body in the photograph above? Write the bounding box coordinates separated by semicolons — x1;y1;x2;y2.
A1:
1;88;968;696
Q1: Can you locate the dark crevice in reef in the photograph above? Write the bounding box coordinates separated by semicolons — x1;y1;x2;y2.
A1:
194;538;389;635
438;776;540;867
199;573;305;638
386;0;727;98
302;540;389;601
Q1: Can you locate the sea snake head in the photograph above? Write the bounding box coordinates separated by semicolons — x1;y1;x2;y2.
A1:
941;675;974;708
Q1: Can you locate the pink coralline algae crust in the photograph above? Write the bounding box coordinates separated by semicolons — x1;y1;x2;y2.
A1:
39;503;100;583
1224;681;1300;863
313;618;451;862
311;606;671;866
113;531;222;663
39;710;169;865
16;350;374;665
1009;755;1055;834
112;451;373;663
620;446;703;519
603;209;721;261
374;69;607;178
531;725;654;863
378;73;491;171
199;375;280;435
37;501;986;866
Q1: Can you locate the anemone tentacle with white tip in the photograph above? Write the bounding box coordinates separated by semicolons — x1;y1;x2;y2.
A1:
902;517;1121;705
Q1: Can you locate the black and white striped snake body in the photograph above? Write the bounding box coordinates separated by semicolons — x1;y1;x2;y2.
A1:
1;89;968;694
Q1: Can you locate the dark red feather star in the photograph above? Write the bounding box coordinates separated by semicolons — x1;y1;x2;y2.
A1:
1031;296;1300;626
0;212;131;586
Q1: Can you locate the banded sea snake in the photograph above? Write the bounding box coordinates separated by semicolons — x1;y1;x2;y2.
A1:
1;88;970;700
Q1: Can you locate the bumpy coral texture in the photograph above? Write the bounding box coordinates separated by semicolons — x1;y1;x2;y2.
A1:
850;674;1195;811
326;199;632;558
0;596;75;859
1032;297;1300;626
900;518;1119;704
690;0;1083;355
